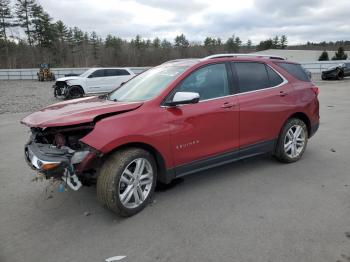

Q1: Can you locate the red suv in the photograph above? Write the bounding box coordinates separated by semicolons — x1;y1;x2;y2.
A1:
22;54;319;216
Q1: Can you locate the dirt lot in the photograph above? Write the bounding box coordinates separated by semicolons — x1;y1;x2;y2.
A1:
0;80;58;114
0;78;350;262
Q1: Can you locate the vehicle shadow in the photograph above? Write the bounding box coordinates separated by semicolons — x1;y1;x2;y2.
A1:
30;153;277;224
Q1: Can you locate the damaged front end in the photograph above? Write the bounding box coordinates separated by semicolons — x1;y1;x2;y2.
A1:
53;81;70;98
24;124;100;190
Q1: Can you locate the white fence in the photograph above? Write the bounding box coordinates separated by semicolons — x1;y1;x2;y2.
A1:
301;60;350;73
0;67;150;80
0;60;349;80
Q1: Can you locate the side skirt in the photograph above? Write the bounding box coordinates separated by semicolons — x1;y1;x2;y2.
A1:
166;139;276;181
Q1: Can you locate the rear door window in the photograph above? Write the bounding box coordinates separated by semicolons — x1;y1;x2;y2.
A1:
275;62;310;82
266;66;284;86
234;62;270;93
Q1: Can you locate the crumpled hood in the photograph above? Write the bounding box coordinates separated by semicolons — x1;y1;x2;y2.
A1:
56;76;81;82
21;96;143;128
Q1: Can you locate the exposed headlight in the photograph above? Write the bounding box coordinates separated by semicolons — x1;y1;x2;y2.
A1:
71;150;90;164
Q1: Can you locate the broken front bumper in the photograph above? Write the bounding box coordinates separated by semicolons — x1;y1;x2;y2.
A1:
24;142;92;190
53;82;70;98
25;142;73;176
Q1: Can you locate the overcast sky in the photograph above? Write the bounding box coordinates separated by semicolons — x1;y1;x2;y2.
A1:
36;0;350;45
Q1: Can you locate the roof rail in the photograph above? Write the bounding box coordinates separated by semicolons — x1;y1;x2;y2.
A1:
162;58;199;64
202;53;286;60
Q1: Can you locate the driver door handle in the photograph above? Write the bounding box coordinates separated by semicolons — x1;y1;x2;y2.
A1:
279;91;288;97
221;102;235;108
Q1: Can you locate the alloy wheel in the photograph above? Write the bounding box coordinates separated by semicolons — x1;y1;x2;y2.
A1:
284;124;306;158
118;158;153;208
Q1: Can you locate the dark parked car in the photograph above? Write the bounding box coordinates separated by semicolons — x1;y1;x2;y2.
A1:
322;63;350;80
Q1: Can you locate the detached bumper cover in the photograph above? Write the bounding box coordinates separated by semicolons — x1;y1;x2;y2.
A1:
25;142;74;178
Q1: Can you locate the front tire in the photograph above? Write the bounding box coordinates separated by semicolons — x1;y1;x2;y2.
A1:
97;148;157;217
336;69;344;80
275;118;308;163
67;86;84;99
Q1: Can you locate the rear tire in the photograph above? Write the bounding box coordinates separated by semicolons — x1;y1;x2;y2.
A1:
97;148;157;217
275;118;308;163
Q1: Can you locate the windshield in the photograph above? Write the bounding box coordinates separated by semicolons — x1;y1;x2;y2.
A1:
327;64;345;70
108;66;188;102
80;69;95;78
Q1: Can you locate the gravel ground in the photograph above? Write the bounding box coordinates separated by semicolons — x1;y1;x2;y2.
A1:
0;80;58;114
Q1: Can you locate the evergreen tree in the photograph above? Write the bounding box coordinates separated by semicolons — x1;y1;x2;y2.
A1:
318;50;329;61
204;37;212;46
332;46;348;60
15;0;36;45
161;39;171;48
54;20;68;43
72;26;84;45
204;37;217;46
105;34;122;49
152;37;160;48
90;31;99;59
257;39;273;51
0;0;14;41
272;36;279;48
225;35;239;52
31;3;54;47
246;39;252;49
132;34;144;49
234;36;242;47
174;34;189;48
280;35;287;49
145;39;151;48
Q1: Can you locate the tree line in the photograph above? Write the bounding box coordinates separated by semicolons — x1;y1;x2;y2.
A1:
318;47;348;61
0;0;347;69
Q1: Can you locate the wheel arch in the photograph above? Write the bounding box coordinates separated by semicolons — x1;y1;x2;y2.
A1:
103;142;170;184
70;85;85;94
283;112;311;137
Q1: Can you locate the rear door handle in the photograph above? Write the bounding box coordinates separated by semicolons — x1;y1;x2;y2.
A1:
279;91;288;97
221;102;235;108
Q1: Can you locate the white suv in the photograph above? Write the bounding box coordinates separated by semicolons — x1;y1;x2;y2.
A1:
53;68;136;99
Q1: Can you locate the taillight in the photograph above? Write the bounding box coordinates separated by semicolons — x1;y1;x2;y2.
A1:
312;87;319;96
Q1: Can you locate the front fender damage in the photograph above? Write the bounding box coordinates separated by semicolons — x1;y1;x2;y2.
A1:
25;124;101;191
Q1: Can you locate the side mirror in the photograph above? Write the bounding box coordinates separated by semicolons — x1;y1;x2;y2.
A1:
166;92;200;107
